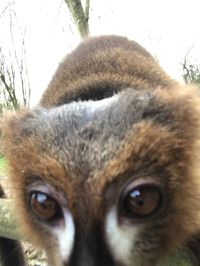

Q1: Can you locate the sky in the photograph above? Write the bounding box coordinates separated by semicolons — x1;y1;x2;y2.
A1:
1;0;200;106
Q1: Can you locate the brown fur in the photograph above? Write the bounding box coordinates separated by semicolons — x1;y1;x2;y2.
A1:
1;35;200;266
40;35;176;107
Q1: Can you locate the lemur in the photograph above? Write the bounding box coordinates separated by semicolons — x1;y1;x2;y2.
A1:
1;35;200;266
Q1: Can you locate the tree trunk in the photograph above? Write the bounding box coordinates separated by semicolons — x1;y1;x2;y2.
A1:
65;0;90;38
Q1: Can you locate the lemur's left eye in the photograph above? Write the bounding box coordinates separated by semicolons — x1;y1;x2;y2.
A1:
29;191;63;224
120;183;162;219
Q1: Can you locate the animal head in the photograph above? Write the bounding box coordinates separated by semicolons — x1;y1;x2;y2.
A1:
1;36;200;266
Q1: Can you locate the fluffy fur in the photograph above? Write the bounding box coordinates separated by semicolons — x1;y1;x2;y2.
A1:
1;35;200;266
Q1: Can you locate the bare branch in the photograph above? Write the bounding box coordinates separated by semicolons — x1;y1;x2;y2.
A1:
85;0;90;22
0;1;31;111
65;0;90;38
0;199;22;241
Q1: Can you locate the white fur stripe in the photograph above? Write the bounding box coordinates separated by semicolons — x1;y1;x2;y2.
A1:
53;210;75;261
105;208;137;265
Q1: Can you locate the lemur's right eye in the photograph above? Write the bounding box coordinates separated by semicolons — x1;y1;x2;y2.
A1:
29;191;63;224
123;185;161;218
119;181;163;220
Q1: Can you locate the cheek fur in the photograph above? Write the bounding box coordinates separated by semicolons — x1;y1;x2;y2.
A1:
105;208;138;266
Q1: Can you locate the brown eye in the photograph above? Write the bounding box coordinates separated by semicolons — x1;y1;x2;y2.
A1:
121;185;162;219
29;191;63;223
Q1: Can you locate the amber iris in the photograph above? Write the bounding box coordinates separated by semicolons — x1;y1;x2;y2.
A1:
30;191;61;221
123;185;161;218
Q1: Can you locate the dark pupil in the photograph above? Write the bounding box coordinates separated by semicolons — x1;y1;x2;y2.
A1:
30;192;57;220
126;186;160;217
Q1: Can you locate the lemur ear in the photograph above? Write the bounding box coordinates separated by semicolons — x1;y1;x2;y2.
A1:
0;109;39;166
1;111;25;146
1;109;37;143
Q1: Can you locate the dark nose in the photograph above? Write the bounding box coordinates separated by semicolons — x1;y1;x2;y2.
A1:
67;224;115;266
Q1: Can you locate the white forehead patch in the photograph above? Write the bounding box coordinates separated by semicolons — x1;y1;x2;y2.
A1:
39;94;119;130
53;210;75;262
105;208;138;266
64;94;119;119
85;94;119;115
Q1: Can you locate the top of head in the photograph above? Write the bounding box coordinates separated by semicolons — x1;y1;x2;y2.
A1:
2;35;200;266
